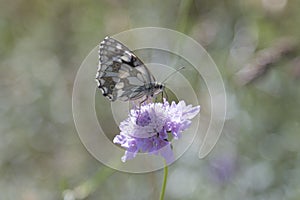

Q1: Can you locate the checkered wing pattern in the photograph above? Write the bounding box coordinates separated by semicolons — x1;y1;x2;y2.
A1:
96;36;157;101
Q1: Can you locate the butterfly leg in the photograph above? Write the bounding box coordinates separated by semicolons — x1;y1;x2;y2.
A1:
163;88;168;102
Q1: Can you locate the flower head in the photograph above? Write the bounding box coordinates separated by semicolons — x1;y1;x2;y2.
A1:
113;99;200;164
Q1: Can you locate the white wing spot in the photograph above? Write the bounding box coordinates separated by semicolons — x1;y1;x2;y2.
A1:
95;79;101;87
117;89;125;97
115;82;124;89
116;44;122;49
100;87;107;94
119;71;130;78
121;54;131;62
112;77;120;82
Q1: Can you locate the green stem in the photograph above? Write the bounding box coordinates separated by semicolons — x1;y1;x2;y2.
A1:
176;0;194;33
71;167;115;199
159;162;168;200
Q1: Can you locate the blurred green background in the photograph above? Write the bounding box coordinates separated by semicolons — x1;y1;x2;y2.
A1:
1;0;300;199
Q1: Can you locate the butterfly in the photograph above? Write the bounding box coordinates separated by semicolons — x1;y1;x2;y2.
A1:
96;36;164;102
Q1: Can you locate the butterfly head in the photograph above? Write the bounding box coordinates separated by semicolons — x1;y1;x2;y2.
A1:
152;82;165;97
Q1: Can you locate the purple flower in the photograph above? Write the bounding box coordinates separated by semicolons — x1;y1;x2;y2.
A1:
113;99;200;164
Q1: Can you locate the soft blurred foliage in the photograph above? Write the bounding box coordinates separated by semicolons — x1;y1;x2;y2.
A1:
1;0;300;199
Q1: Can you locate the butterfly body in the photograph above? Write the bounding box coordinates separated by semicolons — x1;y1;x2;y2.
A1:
96;36;164;102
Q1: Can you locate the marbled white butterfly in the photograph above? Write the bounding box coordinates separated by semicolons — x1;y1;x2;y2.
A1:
96;36;164;102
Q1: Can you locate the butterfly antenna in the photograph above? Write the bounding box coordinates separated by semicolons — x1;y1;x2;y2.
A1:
162;66;185;83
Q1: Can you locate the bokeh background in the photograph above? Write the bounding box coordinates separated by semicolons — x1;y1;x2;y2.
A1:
1;0;300;199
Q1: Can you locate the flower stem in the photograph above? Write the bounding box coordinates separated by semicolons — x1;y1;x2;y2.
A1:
159;162;168;200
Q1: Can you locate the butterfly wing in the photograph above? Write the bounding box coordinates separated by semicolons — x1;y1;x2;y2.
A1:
96;36;155;101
